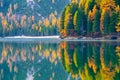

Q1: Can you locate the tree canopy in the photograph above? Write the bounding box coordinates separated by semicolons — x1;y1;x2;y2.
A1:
59;0;120;38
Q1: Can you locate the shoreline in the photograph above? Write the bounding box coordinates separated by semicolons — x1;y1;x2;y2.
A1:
2;35;60;39
0;35;119;42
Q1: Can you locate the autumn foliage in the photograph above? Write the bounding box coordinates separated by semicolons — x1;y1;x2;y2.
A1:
0;4;58;37
59;0;120;38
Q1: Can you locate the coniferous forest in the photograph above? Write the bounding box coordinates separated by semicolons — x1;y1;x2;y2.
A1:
0;0;120;38
0;0;68;37
58;0;120;38
0;1;120;80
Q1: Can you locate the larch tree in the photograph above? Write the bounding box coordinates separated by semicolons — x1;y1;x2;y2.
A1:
59;8;66;32
115;5;120;32
100;0;116;13
87;11;93;36
64;5;73;35
79;0;86;7
84;0;95;15
71;0;78;4
73;10;79;34
116;22;120;32
64;4;78;35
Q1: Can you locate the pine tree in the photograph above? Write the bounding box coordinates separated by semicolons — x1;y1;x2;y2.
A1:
103;11;110;34
73;9;84;35
115;6;120;32
87;10;93;36
84;0;95;15
59;0;120;37
114;0;120;6
87;14;93;36
59;8;66;30
109;11;117;34
64;4;78;35
93;9;100;33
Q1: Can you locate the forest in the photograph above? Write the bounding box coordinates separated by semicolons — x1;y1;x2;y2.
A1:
58;0;120;38
0;0;69;37
0;12;58;36
0;0;120;38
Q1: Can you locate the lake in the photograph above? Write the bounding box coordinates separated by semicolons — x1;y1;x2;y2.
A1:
0;40;120;80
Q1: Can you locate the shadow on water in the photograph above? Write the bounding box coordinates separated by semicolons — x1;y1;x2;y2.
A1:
0;41;120;80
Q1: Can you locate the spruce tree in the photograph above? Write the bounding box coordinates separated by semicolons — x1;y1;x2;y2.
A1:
103;11;110;34
73;9;84;35
93;10;100;33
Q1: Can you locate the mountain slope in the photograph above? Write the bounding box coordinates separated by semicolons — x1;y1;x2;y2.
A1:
0;0;69;18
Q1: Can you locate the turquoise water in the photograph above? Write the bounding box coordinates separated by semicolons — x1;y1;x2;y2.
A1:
0;41;120;80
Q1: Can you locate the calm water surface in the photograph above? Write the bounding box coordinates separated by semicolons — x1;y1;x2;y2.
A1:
0;41;120;80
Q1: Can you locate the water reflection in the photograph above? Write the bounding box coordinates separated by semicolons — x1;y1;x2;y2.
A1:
0;41;120;80
58;42;120;80
0;42;69;80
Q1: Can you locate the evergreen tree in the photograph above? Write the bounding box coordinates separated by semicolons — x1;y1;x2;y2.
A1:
87;12;93;36
93;9;100;33
64;4;78;35
84;0;95;15
114;0;120;6
59;8;66;31
115;7;120;32
103;11;110;34
73;9;84;35
59;0;120;38
109;11;118;34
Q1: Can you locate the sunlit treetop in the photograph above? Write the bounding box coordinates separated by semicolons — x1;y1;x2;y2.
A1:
71;0;78;4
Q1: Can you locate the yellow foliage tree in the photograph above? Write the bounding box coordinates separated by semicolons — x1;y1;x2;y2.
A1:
100;9;106;33
115;6;120;32
2;19;8;27
100;0;116;15
49;13;57;26
38;20;42;26
79;0;86;8
36;26;38;30
44;18;50;27
72;0;78;4
39;26;42;32
116;22;120;32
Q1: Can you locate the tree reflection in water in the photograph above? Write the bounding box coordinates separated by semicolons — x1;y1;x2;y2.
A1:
58;41;120;80
0;42;68;80
0;41;120;80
